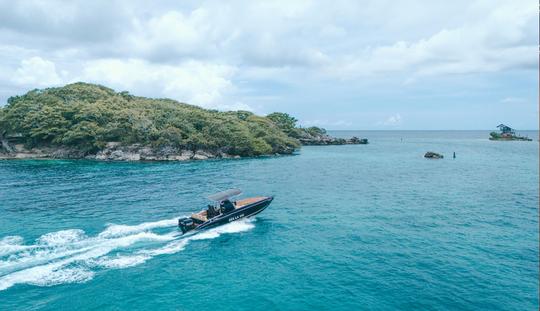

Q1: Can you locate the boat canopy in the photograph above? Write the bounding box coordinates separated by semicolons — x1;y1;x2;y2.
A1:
207;188;242;202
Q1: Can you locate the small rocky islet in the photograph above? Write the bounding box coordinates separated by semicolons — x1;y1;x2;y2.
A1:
424;151;444;159
0;83;367;161
422;124;534;160
489;124;532;141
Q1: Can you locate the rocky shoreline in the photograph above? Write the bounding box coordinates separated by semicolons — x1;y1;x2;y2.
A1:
488;136;532;141
299;135;368;146
0;142;242;161
0;137;370;161
1;135;368;162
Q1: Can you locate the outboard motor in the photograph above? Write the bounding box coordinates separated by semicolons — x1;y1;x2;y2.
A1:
178;217;195;234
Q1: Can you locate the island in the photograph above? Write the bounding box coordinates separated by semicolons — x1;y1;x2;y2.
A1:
0;83;368;161
489;124;532;141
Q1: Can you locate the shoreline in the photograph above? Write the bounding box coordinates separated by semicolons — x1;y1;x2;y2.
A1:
0;154;288;162
0;145;244;162
0;136;367;162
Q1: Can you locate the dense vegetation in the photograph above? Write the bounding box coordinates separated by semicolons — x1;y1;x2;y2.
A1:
266;112;327;140
0;83;301;156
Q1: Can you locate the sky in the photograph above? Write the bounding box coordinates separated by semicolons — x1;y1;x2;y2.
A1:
0;0;537;130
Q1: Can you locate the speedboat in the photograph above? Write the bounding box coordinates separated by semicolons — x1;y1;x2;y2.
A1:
178;189;273;234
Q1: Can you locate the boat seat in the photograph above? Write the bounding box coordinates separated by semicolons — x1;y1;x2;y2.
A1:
191;212;207;222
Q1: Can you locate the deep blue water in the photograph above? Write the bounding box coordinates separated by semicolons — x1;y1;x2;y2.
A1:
0;131;538;310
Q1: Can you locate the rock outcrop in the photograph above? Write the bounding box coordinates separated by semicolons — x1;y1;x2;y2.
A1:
424;152;444;159
489;132;532;141
299;134;368;145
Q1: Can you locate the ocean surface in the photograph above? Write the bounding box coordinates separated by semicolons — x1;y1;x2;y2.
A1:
0;130;538;310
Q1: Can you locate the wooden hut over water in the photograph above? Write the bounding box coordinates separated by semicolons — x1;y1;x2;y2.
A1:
496;124;515;135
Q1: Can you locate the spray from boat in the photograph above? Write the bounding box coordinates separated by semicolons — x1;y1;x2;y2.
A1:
0;217;257;291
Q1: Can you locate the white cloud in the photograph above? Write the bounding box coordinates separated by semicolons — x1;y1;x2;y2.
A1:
500;97;528;105
81;58;240;110
0;0;129;44
333;0;537;78
320;24;346;38
13;56;62;86
128;9;230;61
379;114;402;126
2;1;536;79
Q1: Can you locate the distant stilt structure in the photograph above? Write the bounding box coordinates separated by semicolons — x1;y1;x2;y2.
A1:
453;152;456;159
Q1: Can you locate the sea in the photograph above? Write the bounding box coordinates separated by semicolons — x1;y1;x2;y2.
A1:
0;130;538;310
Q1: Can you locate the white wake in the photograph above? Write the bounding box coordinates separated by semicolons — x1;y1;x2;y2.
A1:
0;217;256;291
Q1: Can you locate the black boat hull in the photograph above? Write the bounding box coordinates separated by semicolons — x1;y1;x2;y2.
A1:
179;196;273;234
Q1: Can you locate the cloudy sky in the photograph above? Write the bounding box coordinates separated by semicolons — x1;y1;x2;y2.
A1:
0;0;537;129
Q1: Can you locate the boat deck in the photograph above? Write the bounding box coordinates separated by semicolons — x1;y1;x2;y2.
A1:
190;197;268;222
191;210;208;222
234;197;267;208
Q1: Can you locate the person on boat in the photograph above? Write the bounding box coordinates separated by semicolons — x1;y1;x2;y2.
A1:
207;204;219;218
220;199;235;213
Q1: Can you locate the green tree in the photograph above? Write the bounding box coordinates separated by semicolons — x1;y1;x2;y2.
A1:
306;126;326;136
266;112;298;133
0;108;6;136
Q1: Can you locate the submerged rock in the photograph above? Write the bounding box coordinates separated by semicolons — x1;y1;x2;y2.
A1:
424;152;444;159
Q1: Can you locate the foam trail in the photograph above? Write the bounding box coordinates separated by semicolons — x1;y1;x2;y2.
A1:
0;231;173;276
137;218;257;258
139;239;189;256
37;229;87;246
99;217;179;238
91;254;151;269
0;236;30;257
191;218;256;240
0;216;256;291
98;219;257;268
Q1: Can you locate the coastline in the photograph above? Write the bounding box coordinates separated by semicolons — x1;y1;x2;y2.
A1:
0;140;367;161
0;136;366;162
0;142;245;162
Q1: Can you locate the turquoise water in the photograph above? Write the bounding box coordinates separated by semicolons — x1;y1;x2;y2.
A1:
0;131;538;310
